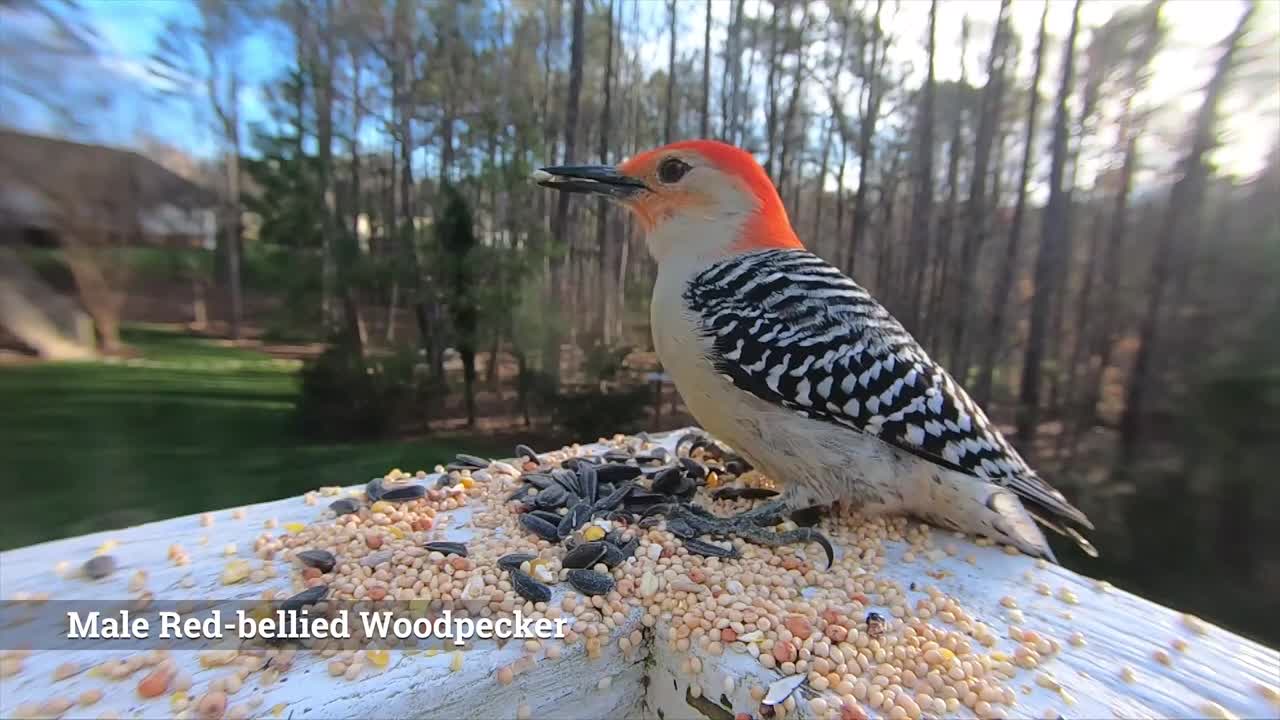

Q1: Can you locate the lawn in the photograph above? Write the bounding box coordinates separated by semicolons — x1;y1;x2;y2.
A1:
0;326;507;551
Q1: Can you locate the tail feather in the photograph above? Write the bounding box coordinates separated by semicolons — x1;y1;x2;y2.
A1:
1028;508;1100;558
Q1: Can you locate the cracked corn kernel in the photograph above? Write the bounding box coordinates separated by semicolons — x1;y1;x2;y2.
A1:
1035;673;1060;691
1182;613;1208;635
1201;701;1236;719
450;651;463;672
366;649;389;668
583;526;606;542
284;522;305;534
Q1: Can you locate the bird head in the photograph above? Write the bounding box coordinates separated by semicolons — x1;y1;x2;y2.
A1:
535;140;803;266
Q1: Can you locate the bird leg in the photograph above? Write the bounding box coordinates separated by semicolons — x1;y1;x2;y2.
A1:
656;502;835;568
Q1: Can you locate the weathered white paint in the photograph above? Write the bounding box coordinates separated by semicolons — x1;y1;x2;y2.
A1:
1;429;1276;720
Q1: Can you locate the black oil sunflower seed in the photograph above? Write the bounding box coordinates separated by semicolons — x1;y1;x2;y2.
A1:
297;549;336;573
380;484;426;502
561;541;608;569
511;570;551;603
683;537;740;559
519;513;561;543
498;553;536;571
566;569;615;596
424;542;468;558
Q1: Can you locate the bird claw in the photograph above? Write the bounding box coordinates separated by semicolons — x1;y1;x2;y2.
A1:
660;502;835;569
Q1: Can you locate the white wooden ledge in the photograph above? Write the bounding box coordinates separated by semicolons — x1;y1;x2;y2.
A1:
1;428;1277;720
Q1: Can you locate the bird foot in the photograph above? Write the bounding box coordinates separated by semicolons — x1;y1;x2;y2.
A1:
658;501;835;568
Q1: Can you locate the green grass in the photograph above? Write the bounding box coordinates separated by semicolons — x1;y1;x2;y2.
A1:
0;326;505;551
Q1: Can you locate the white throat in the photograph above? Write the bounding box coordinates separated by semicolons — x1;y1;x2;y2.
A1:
642;188;757;273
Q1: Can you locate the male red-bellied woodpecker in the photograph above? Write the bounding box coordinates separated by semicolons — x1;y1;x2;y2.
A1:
535;139;1094;561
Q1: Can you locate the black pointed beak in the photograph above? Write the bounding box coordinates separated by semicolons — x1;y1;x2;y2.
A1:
533;165;647;198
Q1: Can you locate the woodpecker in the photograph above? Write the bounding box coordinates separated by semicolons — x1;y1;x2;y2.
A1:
535;140;1095;561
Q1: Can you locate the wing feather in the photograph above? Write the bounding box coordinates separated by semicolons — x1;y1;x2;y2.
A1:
685;249;1092;532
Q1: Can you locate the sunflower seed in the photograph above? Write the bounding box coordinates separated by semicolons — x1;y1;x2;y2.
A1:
498;553;536;571
578;463;599;505
297;549;336;573
424;542;468;558
329;498;360;515
599;542;626;569
562;542;608;569
528;509;562;525
511;570;551;603
602;450;633;463
522;473;555;490
515;444;539;462
651;466;688;496
679;457;707;480
683;537;740;559
593;482;635;512
532;484;568;510
83;555;116;580
280;585;328;612
519;513;561;543
380;484;426;502
558;504;592;539
551;469;580;495
667;518;697;539
596;464;643;483
454;453;490;469
566;569;615;596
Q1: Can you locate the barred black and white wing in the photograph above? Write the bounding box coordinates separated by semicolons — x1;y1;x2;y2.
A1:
685;249;1092;532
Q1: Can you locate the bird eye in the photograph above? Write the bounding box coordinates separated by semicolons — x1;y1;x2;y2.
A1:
657;157;691;184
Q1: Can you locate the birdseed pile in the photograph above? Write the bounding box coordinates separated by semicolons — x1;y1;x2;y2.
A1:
3;432;1273;720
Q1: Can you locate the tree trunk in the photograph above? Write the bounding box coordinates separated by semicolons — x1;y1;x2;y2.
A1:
777;5;809;199
847;0;885;276
906;0;938;332
975;0;1048;408
597;0;616;344
764;0;781;177
835;135;847;243
948;0;1010;382
812;117;834;241
701;0;711;138
926;17;968;351
723;0;746;143
392;0;432;399
664;0;677;145
546;0;586;390
1016;0;1082;452
1118;2;1254;461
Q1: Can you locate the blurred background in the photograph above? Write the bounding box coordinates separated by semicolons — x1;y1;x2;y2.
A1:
0;0;1277;645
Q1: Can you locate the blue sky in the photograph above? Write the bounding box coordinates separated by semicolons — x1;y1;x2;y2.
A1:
4;0;282;157
6;0;1276;184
